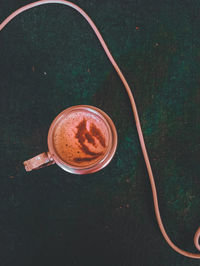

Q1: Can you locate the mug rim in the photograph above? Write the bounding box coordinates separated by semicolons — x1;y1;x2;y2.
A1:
47;105;117;174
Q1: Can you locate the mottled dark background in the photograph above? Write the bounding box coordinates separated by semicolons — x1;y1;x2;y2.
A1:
0;0;200;265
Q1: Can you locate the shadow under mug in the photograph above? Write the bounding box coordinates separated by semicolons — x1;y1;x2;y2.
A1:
23;105;118;174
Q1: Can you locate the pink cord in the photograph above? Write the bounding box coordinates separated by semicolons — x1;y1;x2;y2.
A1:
1;0;200;259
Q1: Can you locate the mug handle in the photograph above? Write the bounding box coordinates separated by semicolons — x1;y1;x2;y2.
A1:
23;152;55;172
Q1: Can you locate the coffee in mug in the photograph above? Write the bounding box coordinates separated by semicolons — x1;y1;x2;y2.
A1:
23;105;117;174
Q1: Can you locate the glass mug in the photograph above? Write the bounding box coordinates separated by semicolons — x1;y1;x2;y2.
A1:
23;105;117;174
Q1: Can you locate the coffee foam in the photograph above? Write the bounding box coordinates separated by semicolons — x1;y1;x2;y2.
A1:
53;110;109;167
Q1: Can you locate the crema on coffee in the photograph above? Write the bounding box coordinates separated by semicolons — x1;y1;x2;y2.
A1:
53;110;110;167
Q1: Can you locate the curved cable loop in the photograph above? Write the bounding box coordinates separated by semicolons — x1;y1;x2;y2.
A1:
0;0;200;259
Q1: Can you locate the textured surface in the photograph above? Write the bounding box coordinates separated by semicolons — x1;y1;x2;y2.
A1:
0;0;200;265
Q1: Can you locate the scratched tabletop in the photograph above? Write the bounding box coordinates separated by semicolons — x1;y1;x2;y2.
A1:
0;0;200;265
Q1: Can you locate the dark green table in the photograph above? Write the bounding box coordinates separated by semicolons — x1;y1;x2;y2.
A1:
0;0;200;265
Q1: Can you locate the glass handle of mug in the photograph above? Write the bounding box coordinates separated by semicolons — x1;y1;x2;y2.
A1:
23;152;55;172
